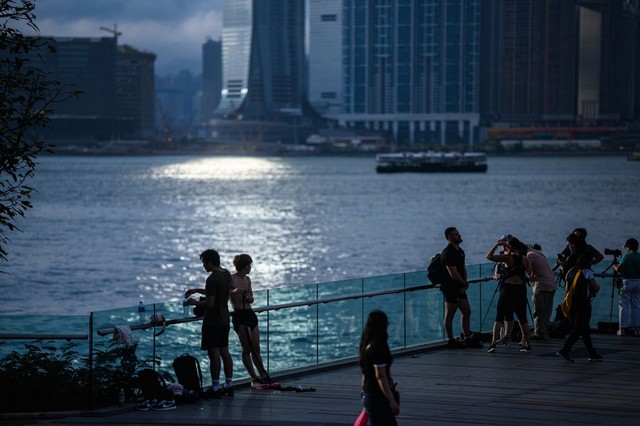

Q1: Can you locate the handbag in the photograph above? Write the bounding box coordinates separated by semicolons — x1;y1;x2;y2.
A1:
354;408;368;426
561;269;581;317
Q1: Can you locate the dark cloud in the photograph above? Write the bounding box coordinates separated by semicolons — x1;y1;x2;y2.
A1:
33;0;222;75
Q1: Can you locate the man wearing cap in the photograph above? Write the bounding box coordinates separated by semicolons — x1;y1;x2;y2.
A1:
614;238;640;336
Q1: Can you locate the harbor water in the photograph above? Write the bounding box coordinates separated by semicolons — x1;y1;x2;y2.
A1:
0;154;638;316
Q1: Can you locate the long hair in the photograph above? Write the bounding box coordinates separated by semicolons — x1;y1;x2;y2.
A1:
359;310;389;367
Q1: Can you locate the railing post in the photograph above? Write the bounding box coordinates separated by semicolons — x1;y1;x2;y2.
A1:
403;273;407;348
89;312;94;409
266;289;270;373
316;283;319;365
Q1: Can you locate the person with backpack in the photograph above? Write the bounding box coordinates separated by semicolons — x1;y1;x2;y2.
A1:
556;254;603;363
230;254;272;387
184;249;234;397
486;236;534;353
440;227;482;348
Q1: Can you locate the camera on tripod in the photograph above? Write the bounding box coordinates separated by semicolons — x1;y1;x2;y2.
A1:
604;248;622;257
552;252;566;271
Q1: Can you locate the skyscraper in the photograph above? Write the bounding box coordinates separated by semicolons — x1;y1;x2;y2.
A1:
312;0;482;147
202;38;222;123
215;0;308;144
308;0;343;115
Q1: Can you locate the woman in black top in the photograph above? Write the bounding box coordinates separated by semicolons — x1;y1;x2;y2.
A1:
359;310;399;425
486;236;534;352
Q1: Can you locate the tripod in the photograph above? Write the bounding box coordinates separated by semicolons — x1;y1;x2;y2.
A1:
600;255;620;334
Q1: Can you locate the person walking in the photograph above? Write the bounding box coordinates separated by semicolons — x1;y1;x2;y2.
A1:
556;254;603;363
359;310;399;426
229;254;271;387
440;227;482;348
486;236;534;353
526;244;557;340
185;249;234;397
614;238;640;336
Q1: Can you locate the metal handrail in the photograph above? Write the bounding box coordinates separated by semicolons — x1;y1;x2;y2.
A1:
96;276;494;337
0;333;88;341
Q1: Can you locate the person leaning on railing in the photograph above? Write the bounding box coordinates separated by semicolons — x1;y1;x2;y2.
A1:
613;238;640;336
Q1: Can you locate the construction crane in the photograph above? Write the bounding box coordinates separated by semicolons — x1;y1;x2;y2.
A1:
99;24;122;40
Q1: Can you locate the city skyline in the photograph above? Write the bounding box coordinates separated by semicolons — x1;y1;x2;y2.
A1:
31;0;222;75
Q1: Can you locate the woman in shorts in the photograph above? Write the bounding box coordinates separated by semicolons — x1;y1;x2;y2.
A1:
230;254;271;387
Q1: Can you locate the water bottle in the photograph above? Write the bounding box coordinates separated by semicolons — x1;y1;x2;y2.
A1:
138;299;146;324
118;388;125;407
183;298;190;317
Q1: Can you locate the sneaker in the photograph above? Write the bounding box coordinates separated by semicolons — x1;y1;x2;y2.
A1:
496;336;511;346
556;351;574;363
135;399;157;411
447;338;465;349
251;378;264;389
222;386;234;398
151;400;176;411
487;344;497;353
588;354;604;362
519;345;532;352
616;328;625;336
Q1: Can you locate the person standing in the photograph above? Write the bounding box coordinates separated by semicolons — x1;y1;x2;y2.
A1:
185;249;234;397
614;238;640;336
561;228;604;273
556;254;603;363
486;236;534;353
441;227;482;348
359;310;399;426
526;244;557;340
229;254;271;387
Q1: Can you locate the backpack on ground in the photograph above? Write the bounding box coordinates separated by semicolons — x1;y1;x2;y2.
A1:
172;354;203;403
137;368;172;401
427;253;448;286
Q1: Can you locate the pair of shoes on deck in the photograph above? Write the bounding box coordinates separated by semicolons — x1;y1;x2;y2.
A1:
204;386;234;399
135;399;176;411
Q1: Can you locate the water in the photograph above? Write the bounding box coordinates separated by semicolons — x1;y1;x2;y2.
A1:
0;155;637;315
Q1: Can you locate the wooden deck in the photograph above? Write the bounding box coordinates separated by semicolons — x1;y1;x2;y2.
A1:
4;333;640;426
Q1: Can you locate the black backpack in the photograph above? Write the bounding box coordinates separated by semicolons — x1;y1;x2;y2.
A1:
427;253;448;285
172;354;203;402
138;368;171;401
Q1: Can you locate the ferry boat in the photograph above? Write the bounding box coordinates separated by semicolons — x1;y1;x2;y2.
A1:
375;151;488;173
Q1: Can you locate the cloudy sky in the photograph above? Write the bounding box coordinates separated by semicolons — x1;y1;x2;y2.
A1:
32;0;222;76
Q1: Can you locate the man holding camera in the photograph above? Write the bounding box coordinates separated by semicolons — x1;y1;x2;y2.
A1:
613;238;640;336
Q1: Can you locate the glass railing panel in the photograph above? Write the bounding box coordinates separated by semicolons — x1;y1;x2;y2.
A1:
403;271;428;288
404;288;445;346
363;273;405;293
0;314;89;358
262;305;318;373
362;292;407;350
317;298;363;364
317;278;363;299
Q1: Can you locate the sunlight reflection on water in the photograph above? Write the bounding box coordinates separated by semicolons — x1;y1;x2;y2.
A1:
0;155;638;315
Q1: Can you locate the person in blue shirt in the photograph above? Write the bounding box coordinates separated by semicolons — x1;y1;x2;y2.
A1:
614;238;640;336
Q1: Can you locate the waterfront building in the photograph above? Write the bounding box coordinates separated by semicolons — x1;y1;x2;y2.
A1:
308;0;343;115
21;36;156;142
213;0;313;144
116;45;156;140
310;0;482;148
202;38;222;122
483;0;640;128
